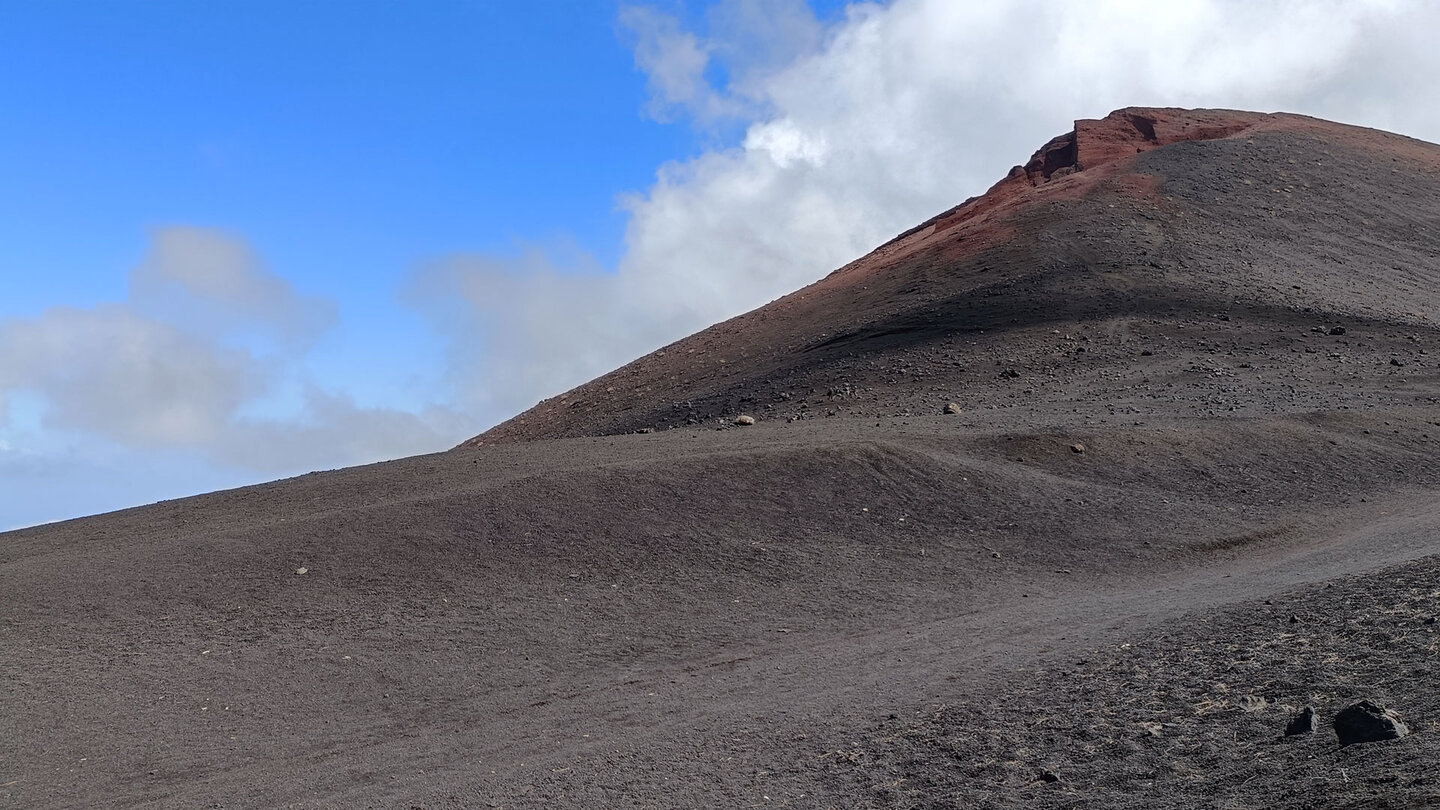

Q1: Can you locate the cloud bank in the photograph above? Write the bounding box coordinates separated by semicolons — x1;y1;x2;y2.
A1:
414;0;1440;425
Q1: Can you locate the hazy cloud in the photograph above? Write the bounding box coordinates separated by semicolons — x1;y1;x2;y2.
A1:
0;228;464;476
129;226;337;350
418;0;1440;427
0;304;261;446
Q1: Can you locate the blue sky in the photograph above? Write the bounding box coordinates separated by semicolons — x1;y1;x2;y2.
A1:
2;1;687;403
3;0;1439;530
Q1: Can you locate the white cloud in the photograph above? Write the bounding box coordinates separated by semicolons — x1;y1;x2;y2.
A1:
129;226;337;350
416;0;1440;428
0;228;465;475
0;304;261;446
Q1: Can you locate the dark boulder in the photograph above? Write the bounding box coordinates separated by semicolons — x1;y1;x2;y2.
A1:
1284;705;1317;736
1333;700;1409;746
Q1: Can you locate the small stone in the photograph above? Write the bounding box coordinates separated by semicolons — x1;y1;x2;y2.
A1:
1288;614;1301;624
1141;349;1154;356
1391;357;1404;366
1039;770;1060;783
1239;695;1268;712
943;402;963;415
295;567;308;575
999;369;1021;379
1070;443;1086;454
1328;326;1347;336
734;415;756;426
1334;700;1409;746
1285;706;1318;736
990;551;1002;559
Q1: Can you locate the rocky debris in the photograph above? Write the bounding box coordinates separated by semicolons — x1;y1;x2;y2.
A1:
999;369;1021;379
1038;769;1060;783
1285;705;1318;736
1391;357;1405;366
1333;700;1409;746
734;415;756;426
1070;443;1086;454
295;567;308;575
943;402;963;415
1329;326;1348;335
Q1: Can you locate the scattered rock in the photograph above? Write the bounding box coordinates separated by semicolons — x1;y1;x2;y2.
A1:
1333;700;1409;746
1329;326;1347;335
1239;695;1268;712
1141;349;1154;356
1288;614;1301;624
999;369;1021;379
295;567;308;575
734;415;756;426
943;402;963;415
635;427;654;434
990;551;1002;559
1039;769;1060;783
1391;357;1404;366
1070;443;1086;453
1285;706;1318;736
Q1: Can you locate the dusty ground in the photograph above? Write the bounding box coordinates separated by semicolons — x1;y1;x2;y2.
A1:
4;109;1439;808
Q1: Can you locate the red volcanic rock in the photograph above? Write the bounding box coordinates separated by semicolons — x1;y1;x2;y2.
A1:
877;108;1272;261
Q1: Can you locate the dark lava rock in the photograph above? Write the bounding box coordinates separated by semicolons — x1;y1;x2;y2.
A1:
1285;706;1318;736
1039;770;1060;783
1329;326;1347;335
1333;700;1410;746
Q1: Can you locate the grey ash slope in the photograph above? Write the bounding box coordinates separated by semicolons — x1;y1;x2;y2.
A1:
4;108;1440;809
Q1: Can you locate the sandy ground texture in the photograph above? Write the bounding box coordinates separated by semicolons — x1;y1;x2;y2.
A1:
4;108;1439;808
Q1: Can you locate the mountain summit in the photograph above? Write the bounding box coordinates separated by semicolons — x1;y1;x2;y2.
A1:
470;106;1439;445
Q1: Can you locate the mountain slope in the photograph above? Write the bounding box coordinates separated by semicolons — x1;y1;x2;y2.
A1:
4;108;1440;809
470;107;1440;445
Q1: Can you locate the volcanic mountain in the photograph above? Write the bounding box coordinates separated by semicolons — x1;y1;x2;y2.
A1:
5;108;1440;809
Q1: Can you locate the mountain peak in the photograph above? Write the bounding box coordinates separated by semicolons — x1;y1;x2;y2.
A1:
466;107;1440;446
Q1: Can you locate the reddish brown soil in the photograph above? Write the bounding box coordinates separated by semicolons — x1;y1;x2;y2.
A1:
4;108;1440;808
